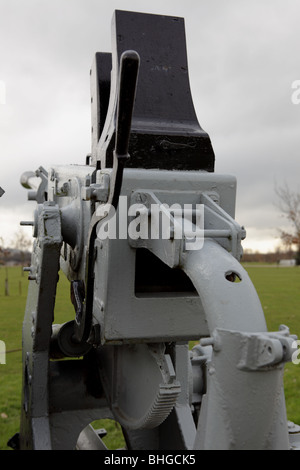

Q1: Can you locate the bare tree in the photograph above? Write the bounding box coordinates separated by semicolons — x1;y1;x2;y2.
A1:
11;229;32;253
11;230;32;274
275;182;300;264
0;237;10;295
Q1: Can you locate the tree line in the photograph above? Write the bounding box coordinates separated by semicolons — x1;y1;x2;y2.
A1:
0;230;32;266
241;248;298;264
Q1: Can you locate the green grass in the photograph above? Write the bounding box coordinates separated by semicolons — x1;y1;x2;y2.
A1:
0;264;300;449
244;265;300;424
0;266;27;447
0;266;124;450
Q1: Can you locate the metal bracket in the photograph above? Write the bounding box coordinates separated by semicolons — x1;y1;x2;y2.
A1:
20;166;48;203
128;188;246;268
201;324;297;371
200;192;246;260
129;189;184;268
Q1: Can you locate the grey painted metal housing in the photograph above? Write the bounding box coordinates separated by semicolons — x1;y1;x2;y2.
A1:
15;9;300;451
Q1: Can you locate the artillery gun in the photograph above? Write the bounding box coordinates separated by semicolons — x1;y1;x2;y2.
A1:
15;10;300;450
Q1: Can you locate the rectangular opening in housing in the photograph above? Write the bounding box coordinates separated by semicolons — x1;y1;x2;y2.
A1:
135;248;198;297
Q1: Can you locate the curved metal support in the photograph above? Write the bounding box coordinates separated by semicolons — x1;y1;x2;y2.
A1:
180;240;292;450
181;239;267;334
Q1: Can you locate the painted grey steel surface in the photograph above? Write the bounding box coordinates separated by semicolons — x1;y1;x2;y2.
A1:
15;10;300;450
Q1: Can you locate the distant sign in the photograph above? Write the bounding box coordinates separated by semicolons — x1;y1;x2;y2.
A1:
0;341;6;364
279;259;296;266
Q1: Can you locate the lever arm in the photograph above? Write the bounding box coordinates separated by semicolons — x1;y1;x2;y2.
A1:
110;50;140;209
74;50;139;344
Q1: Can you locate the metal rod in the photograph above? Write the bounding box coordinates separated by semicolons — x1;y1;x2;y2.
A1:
115;50;140;158
111;50;140;209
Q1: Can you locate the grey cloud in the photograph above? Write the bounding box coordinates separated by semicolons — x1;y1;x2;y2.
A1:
0;0;299;251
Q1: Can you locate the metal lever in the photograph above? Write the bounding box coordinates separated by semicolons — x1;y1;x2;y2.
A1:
110;50;140;209
73;50;139;345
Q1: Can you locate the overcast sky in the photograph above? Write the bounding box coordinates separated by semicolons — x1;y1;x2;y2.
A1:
0;0;299;253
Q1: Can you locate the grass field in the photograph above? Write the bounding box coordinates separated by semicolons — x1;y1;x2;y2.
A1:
0;264;299;450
